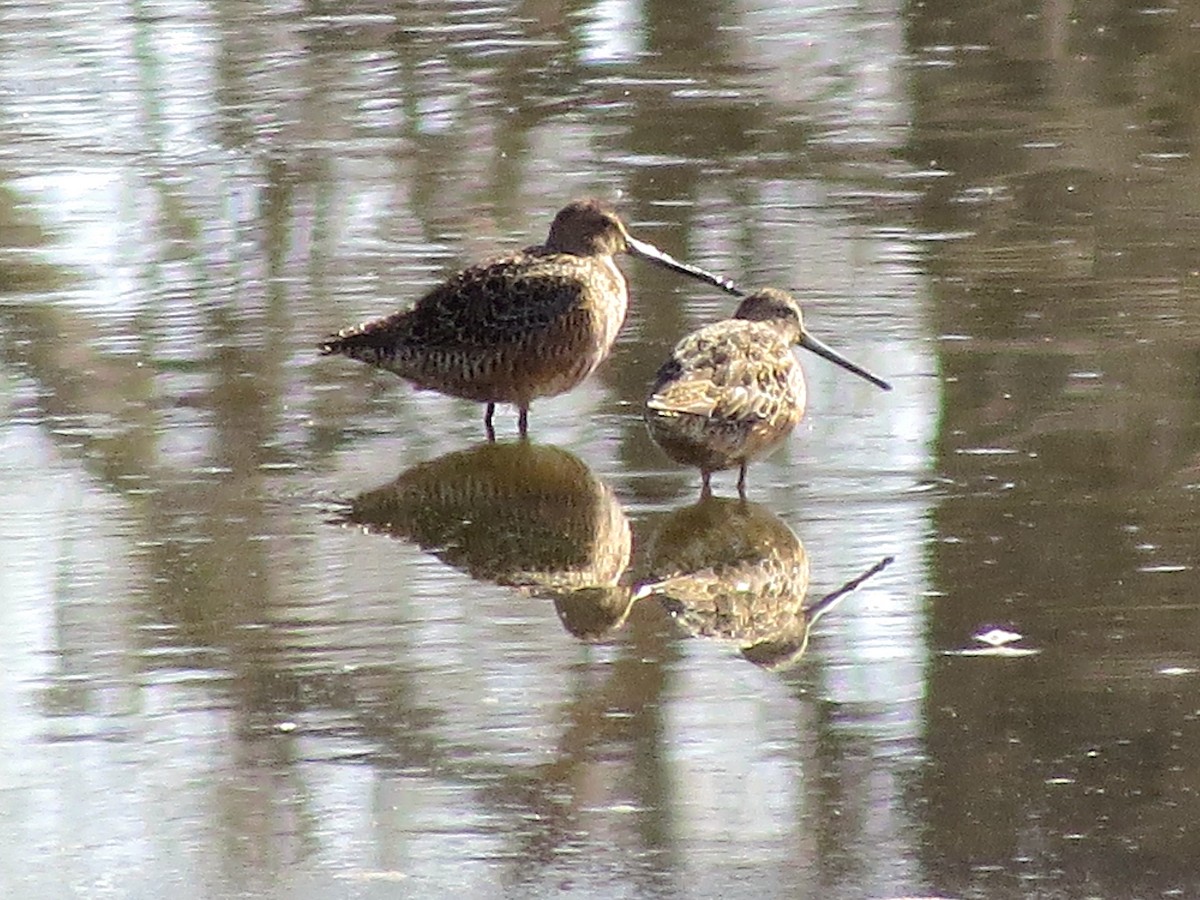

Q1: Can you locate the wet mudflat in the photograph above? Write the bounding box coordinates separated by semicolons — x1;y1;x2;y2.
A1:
3;1;1200;898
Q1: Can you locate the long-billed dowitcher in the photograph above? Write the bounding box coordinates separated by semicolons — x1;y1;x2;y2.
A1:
319;199;740;439
340;441;631;601
633;495;892;668
644;287;891;496
340;441;636;639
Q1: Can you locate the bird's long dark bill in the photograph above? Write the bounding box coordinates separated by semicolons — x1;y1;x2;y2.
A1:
799;331;892;391
625;235;744;298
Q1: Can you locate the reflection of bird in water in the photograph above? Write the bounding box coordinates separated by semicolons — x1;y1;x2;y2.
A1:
551;586;635;643
340;442;634;639
320;199;741;440
634;495;891;669
644;287;891;497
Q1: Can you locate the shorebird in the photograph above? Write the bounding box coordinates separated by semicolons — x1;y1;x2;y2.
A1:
644;287;891;496
319;199;740;439
633;495;893;669
341;441;631;601
340;441;636;640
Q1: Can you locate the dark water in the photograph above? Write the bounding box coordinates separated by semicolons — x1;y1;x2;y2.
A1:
3;1;1199;897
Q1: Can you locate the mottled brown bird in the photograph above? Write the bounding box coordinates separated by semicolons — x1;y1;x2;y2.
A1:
339;441;632;625
319;199;740;439
633;495;810;668
633;495;893;669
644;287;891;497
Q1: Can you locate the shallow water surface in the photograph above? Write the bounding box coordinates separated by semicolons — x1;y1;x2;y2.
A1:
3;1;1200;898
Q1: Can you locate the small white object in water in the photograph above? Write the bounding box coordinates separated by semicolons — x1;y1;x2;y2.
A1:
974;627;1022;647
942;626;1040;657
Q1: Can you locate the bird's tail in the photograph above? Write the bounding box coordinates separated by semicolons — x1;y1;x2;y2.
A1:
318;320;398;365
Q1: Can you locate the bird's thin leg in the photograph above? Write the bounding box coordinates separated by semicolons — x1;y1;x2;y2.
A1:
737;463;748;499
484;403;497;442
700;471;713;499
518;406;529;439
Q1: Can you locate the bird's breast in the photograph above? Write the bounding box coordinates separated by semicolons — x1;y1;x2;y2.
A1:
589;255;629;353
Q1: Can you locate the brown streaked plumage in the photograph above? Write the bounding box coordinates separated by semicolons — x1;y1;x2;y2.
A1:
319;199;740;439
633;496;811;668
339;441;631;610
644;287;891;497
633;496;893;669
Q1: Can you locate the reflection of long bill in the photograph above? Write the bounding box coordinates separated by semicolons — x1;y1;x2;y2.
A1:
799;330;892;391
805;555;894;624
625;234;744;298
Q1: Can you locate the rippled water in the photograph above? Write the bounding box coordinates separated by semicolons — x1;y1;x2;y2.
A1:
3;1;1200;898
